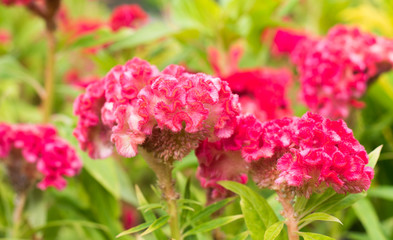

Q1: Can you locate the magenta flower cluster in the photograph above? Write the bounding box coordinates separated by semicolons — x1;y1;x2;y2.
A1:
291;25;393;119
0;123;82;191
196;112;374;198
74;58;240;161
208;46;292;122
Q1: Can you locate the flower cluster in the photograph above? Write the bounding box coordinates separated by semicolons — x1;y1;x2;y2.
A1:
73;79;114;159
271;28;307;56
196;116;252;199
0;29;11;45
291;25;393;119
208;46;292;121
244;112;374;197
74;58;241;162
1;0;32;6
110;4;148;32
0;123;81;192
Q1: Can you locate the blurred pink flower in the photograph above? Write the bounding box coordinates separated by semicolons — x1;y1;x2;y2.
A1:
0;123;81;192
65;69;100;89
208;45;292;121
0;29;11;45
1;0;32;6
245;112;374;197
291;25;393;119
73;79;114;159
271;28;307;55
195;116;252;199
110;4;148;32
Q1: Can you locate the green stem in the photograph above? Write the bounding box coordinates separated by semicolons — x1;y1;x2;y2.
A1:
12;191;27;238
42;28;56;123
277;191;299;240
139;149;182;240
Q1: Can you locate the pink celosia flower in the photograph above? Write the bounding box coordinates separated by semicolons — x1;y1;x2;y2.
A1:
0;29;11;45
1;0;32;6
195;116;252;200
110;4;148;32
65;69;100;89
208;45;292;121
0;123;82;192
291;25;393;119
245;112;374;197
271;28;307;55
74;58;241;162
73;79;114;159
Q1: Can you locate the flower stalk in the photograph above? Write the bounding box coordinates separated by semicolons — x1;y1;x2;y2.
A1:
140;148;181;240
277;191;299;240
11;191;27;238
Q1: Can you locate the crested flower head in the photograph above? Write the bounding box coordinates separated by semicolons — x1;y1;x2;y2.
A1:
208;45;292;121
73;79;114;159
0;123;82;192
110;4;148;32
195;115;252;200
291;25;393;119
244;112;374;197
74;58;241;162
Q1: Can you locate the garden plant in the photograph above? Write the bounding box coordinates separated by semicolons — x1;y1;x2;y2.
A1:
0;0;393;240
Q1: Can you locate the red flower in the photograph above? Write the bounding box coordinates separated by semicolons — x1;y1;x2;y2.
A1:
1;0;32;6
110;4;148;32
74;58;241;161
195;116;252;200
208;45;292;121
271;28;307;55
0;123;81;191
245;112;374;197
291;25;393;119
73;80;114;159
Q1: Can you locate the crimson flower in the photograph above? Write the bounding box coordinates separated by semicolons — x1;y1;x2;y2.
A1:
110;4;148;32
0;123;81;192
291;25;393;119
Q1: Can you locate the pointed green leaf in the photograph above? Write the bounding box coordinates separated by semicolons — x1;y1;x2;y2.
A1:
116;221;153;238
264;221;284;240
352;198;388;240
240;197;266;240
232;231;249;240
219;181;279;239
298;212;342;229
183;215;243;237
297;232;335;240
135;185;166;240
140;215;170;237
183;197;236;229
367;145;383;169
137;203;163;212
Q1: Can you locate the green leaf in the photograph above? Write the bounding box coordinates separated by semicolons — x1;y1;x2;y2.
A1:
219;181;279;239
368;186;393;201
297;232;335;240
232;231;249;240
82;156;120;199
183;215;243;237
298;212;342;229
140;215;170;237
183;197;236;229
116;221;153;238
352;198;388;240
264;221;284;240
137;203;163;212
135;186;166;240
109;22;176;51
367;145;383;169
